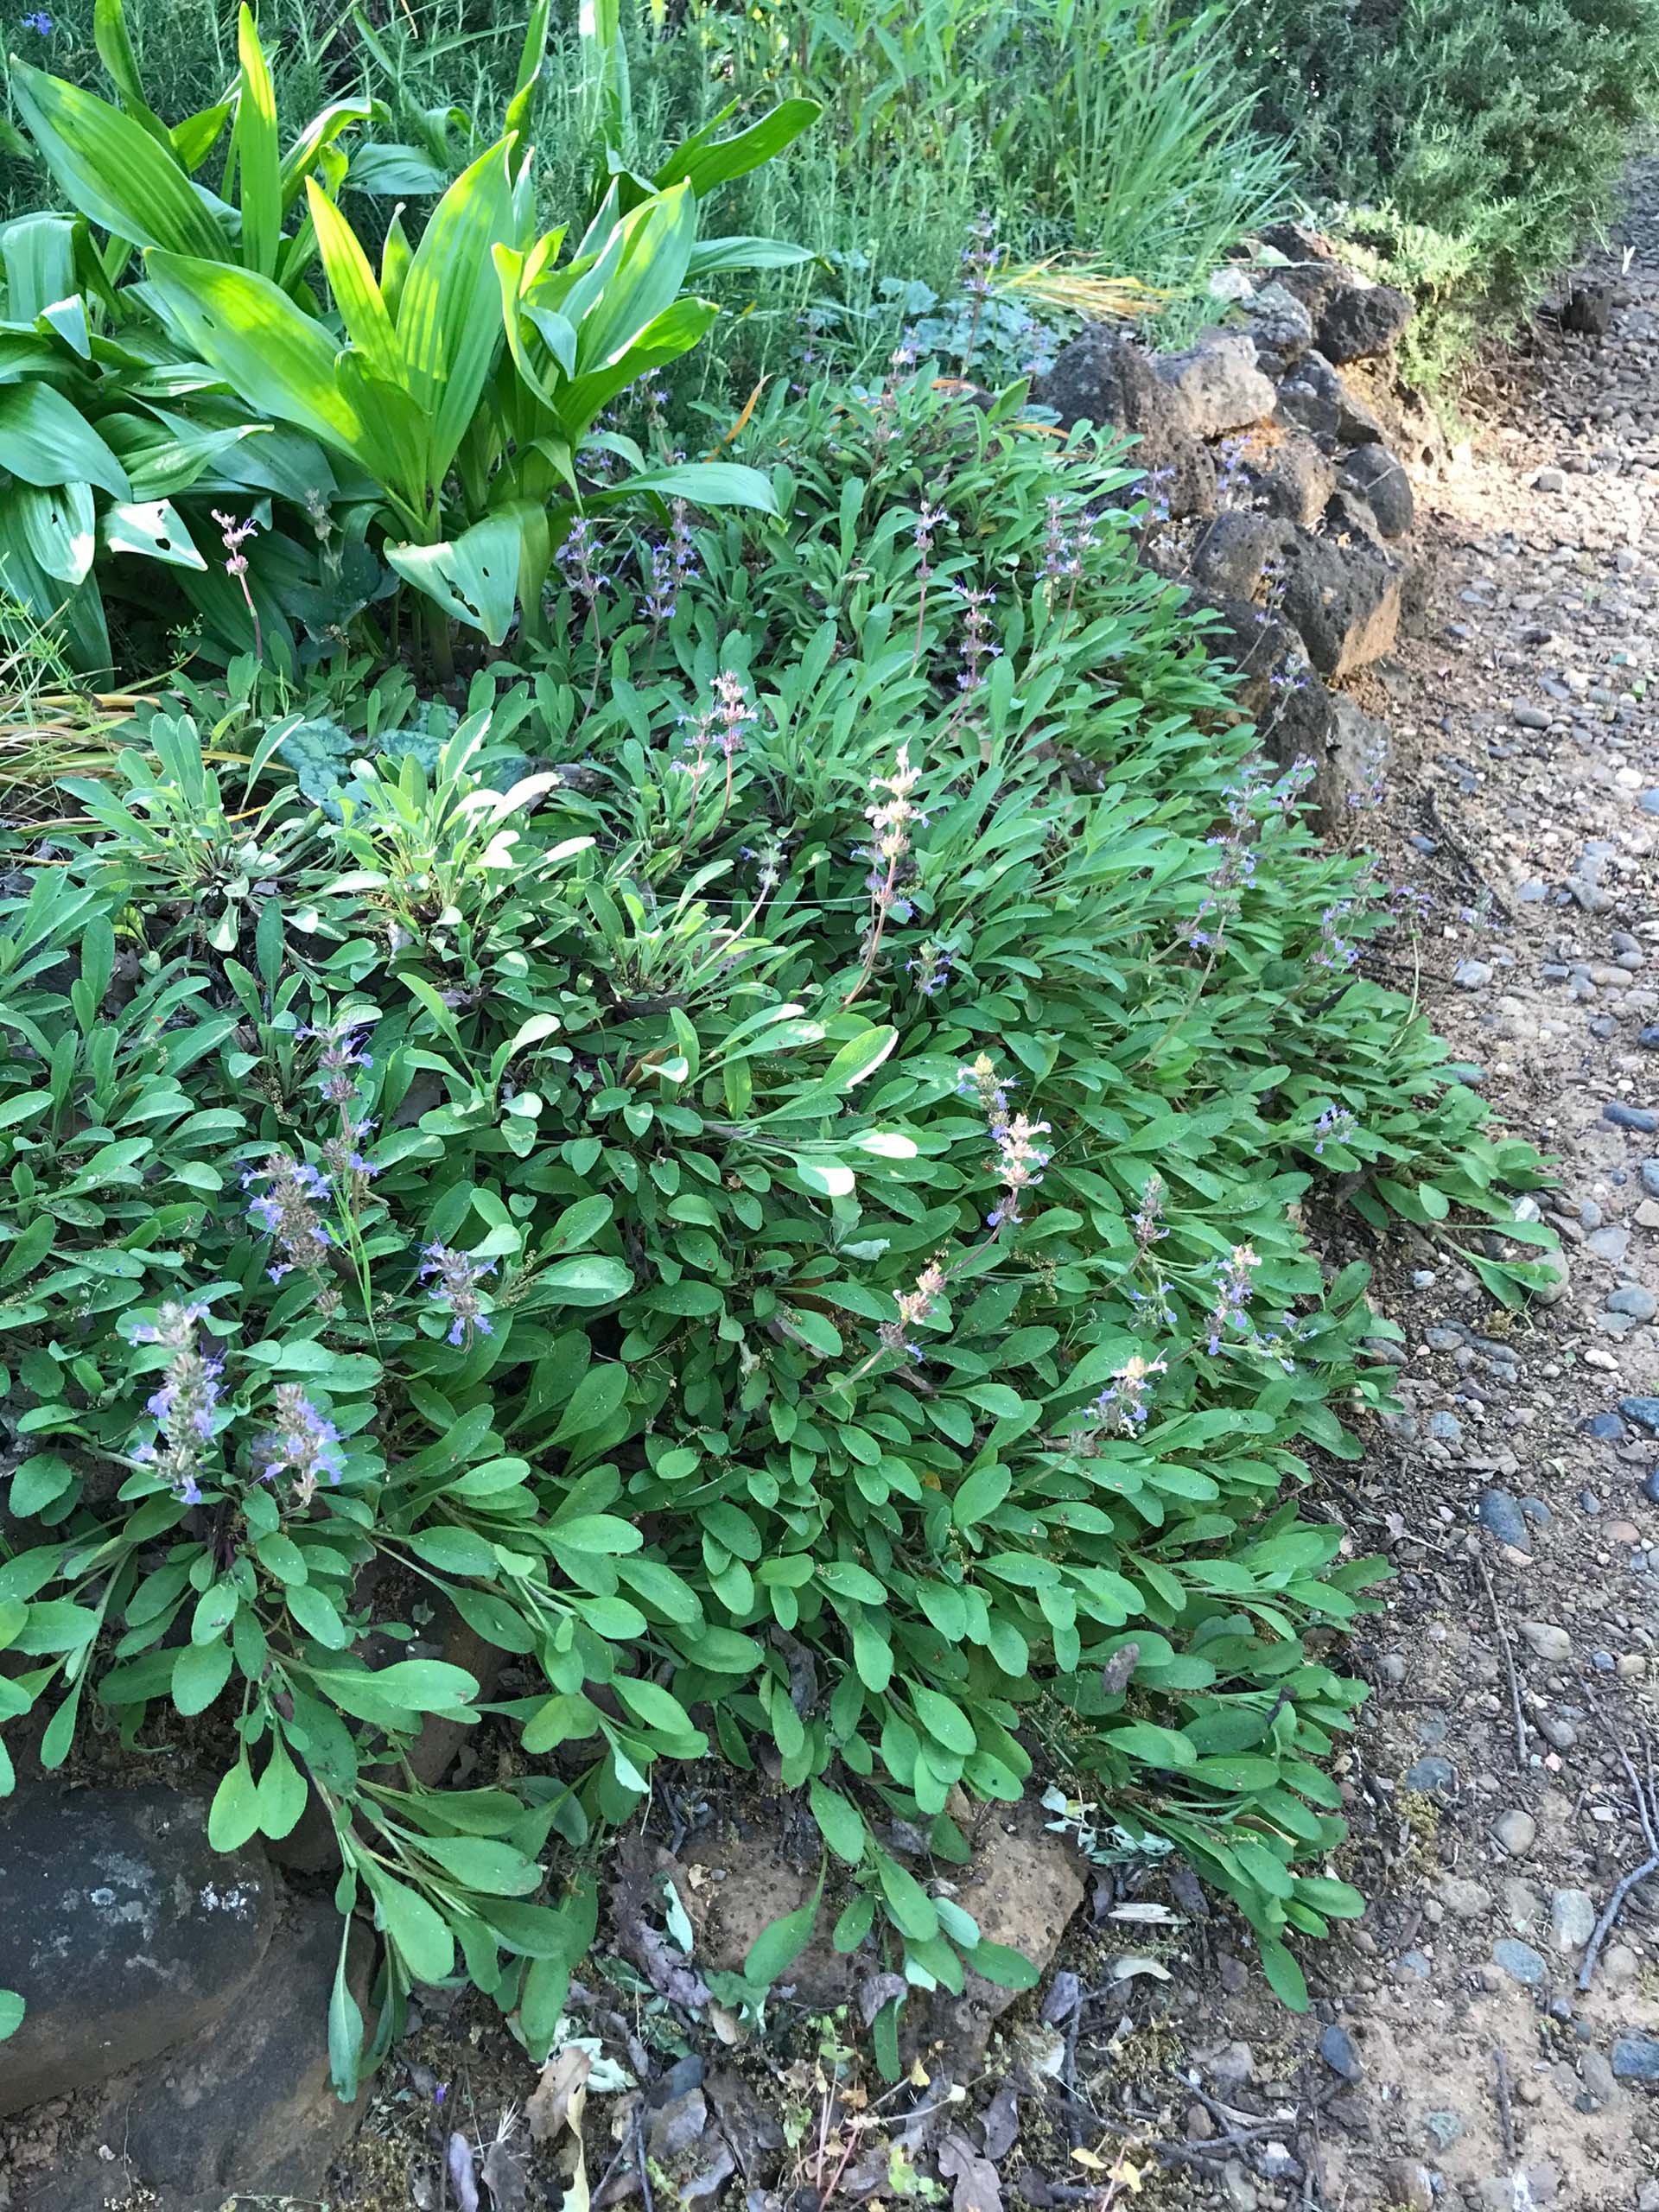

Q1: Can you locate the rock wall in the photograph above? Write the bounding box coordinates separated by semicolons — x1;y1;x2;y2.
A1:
1039;222;1439;823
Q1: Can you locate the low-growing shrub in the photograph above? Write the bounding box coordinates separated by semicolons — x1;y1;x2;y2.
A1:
0;370;1553;2085
1233;0;1659;381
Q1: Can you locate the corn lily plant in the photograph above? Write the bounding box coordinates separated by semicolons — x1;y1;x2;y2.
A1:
7;0;817;670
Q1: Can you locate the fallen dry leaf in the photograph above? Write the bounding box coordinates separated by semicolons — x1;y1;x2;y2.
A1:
526;2047;591;2144
938;2130;1004;2212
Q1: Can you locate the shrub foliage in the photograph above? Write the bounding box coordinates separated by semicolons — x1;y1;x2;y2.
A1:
0;369;1555;2081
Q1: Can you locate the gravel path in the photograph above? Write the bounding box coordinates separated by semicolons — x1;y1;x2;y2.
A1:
1145;162;1659;2212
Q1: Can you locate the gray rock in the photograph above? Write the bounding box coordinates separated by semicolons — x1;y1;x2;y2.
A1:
1605;1103;1659;1134
1584;1411;1629;1442
1549;1889;1598;1954
1622;1395;1659;1433
1531;1249;1572;1307
1207;2040;1256;2087
1608;1285;1659;1321
1535;467;1566;492
22;1899;372;2212
1154;332;1277;438
1438;1877;1494;1920
1406;1756;1457;1796
1613;2036;1659;2082
649;2087;711;2162
1493;1937;1547;1986
1275;352;1344;446
1456;957;1495;989
1478;1490;1530;1548
1423;2110;1467;2149
1518;1621;1572;1662
1249;437;1337;525
1643;1157;1659;1195
1320;2023;1363;2081
1275;530;1404;679
1427;1410;1465;1445
1039;329;1216;518
1241;280;1315;368
1580;2048;1618;2103
1513;702;1552;730
0;1785;276;2118
1495;1808;1538;1858
1318;283;1414;362
1338;443;1414;537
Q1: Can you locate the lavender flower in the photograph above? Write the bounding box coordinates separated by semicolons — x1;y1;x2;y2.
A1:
131;1299;212;1347
303;1015;372;1108
860;743;924;929
1132;1174;1167;1249
131;1306;221;1506
913;503;948;578
245;1151;334;1281
712;670;756;760
879;1261;948;1364
1084;1351;1167;1434
1313;1104;1358;1155
957;1052;1012;1129
21;10;53;29
556;517;612;601
1312;900;1358;972
987;1111;1050;1228
905;939;954;997
960;213;997;304
1040;496;1083;584
1206;1243;1262;1356
954;586;1000;696
418;1242;496;1347
259;1384;346;1507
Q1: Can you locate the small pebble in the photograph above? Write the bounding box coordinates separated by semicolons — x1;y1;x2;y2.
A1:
1493;1937;1547;1986
1495;1809;1537;1858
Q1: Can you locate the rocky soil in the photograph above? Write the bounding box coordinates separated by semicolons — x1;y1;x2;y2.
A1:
10;165;1659;2212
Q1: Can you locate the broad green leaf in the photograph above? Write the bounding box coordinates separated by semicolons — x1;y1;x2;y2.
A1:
0;1990;22;2039
10;59;229;259
415;1834;541;1895
256;1733;311;1840
369;1867;454;1981
305;176;405;387
232;6;282;277
654;99;820;196
685;235;817;276
327;1922;365;2097
207;1755;261;1850
809;1779;867;1864
2;212;78;324
144;249;374;473
386;508;522;644
93;0;172;146
16;478;95;586
396;137;519;484
588;458;778;518
1258;1933;1309;2011
741;1874;823;1989
0;382;130;498
172;1636;233;1716
102;498;204;568
970;1940;1041;1992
